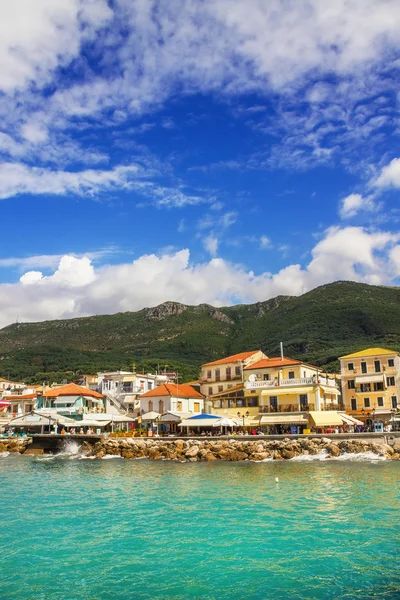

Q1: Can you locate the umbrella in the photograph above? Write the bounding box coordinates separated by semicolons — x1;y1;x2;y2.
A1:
213;417;241;427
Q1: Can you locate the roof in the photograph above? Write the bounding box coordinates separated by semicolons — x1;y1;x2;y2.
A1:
244;357;302;370
140;383;204;399
4;394;37;400
44;383;104;399
210;384;244;398
340;347;398;359
202;351;260;367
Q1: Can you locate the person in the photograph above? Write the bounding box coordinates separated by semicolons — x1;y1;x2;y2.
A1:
79;427;84;435
70;427;75;435
61;428;66;435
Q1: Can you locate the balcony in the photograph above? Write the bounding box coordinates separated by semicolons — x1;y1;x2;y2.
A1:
259;404;315;413
245;376;337;390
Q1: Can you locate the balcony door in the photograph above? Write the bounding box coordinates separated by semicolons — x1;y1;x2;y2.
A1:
270;396;278;412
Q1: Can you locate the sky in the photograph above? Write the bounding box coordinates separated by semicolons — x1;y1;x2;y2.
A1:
1;0;400;328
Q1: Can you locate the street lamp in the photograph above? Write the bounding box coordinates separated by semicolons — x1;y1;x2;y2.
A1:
237;410;250;428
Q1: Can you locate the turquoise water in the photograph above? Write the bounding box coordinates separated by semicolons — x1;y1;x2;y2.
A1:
0;452;399;600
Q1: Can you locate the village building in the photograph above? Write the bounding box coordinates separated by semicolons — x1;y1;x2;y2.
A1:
208;356;343;432
41;383;106;416
199;350;267;397
139;383;205;416
340;347;399;429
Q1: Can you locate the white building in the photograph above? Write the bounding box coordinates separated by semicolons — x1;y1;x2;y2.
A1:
139;383;205;415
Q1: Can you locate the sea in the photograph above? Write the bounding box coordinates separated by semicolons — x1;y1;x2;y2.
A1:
0;443;399;600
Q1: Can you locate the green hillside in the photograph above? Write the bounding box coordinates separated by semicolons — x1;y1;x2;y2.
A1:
0;281;399;383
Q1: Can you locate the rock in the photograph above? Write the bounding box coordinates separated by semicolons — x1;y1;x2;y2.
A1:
146;301;187;320
95;448;106;458
228;450;248;461
251;452;270;461
272;451;283;460
80;441;94;457
281;449;295;459
121;449;134;459
203;452;217;461
327;444;341;457
185;446;200;458
391;453;400;460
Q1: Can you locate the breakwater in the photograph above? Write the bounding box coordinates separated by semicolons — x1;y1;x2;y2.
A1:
86;436;400;460
2;434;400;460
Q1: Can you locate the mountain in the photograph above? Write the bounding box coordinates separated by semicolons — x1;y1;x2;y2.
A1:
0;281;400;383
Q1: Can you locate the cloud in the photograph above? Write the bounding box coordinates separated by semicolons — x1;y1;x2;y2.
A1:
339;193;378;219
374;157;400;189
0;162;208;207
260;235;271;249
203;234;219;257
0;225;398;328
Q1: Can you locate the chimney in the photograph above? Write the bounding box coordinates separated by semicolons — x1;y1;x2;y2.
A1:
280;342;284;360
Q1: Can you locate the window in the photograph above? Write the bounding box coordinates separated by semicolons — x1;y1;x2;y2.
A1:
373;382;384;392
391;396;398;409
374;360;381;373
348;363;354;371
148;382;153;390
218;385;223;392
228;398;236;408
288;371;295;379
226;367;231;380
227;384;232;389
208;387;213;395
158;400;164;413
364;398;370;408
351;398;357;410
388;359;395;368
235;398;244;407
263;373;270;381
361;362;367;374
215;369;220;382
360;383;371;393
387;376;395;386
299;394;308;409
177;401;182;411
148;401;153;412
194;402;200;412
213;400;221;409
207;370;212;379
377;397;384;407
247;396;258;407
122;382;133;393
235;366;241;377
348;380;355;389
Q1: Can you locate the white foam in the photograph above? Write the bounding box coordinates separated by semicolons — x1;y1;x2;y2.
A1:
101;454;123;460
290;450;387;462
0;451;10;458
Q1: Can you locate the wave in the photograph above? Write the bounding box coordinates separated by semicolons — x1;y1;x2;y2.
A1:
101;454;123;460
290;450;387;462
0;451;10;458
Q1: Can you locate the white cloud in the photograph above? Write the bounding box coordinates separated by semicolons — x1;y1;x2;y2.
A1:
340;193;378;219
374;157;400;188
0;162;207;207
203;234;219;257
260;235;271;248
0;225;398;328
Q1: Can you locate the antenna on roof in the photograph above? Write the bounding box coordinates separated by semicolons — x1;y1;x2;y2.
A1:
280;342;284;360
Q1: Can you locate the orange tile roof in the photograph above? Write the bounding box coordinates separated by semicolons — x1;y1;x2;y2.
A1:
244;357;302;370
5;393;37;400
203;351;260;367
44;383;104;399
140;383;204;399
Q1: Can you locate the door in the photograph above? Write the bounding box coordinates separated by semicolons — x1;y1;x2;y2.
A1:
351;398;357;410
194;402;200;412
270;396;278;412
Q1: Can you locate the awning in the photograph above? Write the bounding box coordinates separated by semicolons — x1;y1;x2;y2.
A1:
73;420;110;428
179;418;220;427
260;387;314;397
320;385;340;396
140;411;160;421
309;411;343;427
355;374;384;384
159;412;193;422
260;414;308;425
340;414;363;426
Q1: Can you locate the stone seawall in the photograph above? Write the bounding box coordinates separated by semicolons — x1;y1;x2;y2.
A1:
0;438;31;454
86;437;400;460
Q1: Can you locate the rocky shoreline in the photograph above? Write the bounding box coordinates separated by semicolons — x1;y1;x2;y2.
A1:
1;437;400;460
88;437;400;460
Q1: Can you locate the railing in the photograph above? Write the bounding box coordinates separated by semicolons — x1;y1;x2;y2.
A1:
259;404;315;413
245;376;337;390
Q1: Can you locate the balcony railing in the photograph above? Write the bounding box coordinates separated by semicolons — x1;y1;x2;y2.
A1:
245;377;337;390
259;404;315;413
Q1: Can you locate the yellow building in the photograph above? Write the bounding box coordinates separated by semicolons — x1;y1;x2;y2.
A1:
200;350;266;397
340;347;399;425
209;356;343;431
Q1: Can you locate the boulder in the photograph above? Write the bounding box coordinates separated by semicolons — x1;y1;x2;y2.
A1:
185;445;200;458
121;449;134;459
251;452;270;461
203;452;217;461
228;450;248;461
281;449;296;460
326;444;341;457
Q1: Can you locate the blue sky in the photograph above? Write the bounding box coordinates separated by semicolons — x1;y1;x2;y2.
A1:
0;0;400;327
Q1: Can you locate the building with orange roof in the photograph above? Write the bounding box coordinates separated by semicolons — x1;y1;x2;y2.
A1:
4;393;37;418
41;382;105;416
139;383;205;416
199;350;266;398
